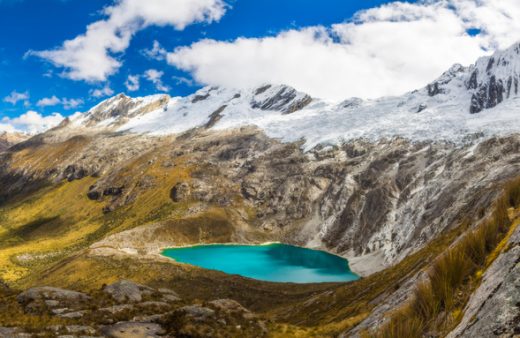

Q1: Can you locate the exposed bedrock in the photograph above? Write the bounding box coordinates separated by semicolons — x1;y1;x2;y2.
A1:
3;126;520;273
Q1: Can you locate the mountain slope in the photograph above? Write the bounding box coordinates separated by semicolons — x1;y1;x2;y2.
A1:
0;42;520;337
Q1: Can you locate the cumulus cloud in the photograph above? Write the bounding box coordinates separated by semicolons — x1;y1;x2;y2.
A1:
125;74;140;91
166;0;520;101
27;0;228;82
144;69;170;92
36;95;61;107
62;98;84;109
3;91;29;105
90;85;115;98
37;96;84;109
0;111;64;134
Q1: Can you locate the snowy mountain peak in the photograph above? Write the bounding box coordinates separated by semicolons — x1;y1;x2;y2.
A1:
49;41;520;150
425;64;466;97
466;42;520;114
79;93;170;128
185;84;313;114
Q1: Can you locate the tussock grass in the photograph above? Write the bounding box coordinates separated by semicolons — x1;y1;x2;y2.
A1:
411;281;439;323
369;176;520;338
504;177;520;208
429;247;472;311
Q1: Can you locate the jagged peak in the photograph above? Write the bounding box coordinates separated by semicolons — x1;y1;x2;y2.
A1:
78;93;170;128
473;42;520;76
464;41;520;113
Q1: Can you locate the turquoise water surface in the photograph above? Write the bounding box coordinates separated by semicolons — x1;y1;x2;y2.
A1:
162;243;359;283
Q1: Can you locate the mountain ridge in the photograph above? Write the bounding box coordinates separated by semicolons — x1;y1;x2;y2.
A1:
41;41;520;151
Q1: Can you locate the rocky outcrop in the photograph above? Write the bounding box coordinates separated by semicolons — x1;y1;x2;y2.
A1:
466;43;520;114
103;280;155;303
17;286;91;317
251;85;312;114
8;279;266;338
162;299;267;337
17;286;90;304
84;93;170;127
469;71;506;114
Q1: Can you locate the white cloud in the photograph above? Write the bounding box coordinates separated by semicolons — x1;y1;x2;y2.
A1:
62;98;84;109
37;96;84;109
172;75;195;87
3;91;29;105
90;85;114;98
144;69;170;92
0;111;64;134
36;95;61;107
28;0;228;82
166;0;520;101
143;40;167;61
125;74;140;91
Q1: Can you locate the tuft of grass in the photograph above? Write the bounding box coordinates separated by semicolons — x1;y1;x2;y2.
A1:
411;280;439;323
367;312;424;338
429;247;472;310
504;177;520;207
461;227;487;266
492;196;511;233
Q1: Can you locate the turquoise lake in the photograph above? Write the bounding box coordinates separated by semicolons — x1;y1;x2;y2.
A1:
162;243;359;283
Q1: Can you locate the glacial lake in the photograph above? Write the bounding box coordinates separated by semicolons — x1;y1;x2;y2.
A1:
162;243;359;283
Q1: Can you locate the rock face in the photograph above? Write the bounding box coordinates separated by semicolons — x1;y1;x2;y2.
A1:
466;43;520;113
6;119;520;270
250;84;313;114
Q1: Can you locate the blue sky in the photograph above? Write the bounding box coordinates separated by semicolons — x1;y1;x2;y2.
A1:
0;0;401;120
0;0;519;133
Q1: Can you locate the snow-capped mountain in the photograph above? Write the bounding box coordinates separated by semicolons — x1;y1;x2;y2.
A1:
467;43;520;114
0;131;29;151
56;42;520;150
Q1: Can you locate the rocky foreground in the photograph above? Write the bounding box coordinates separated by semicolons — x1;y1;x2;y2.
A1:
1;280;267;338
